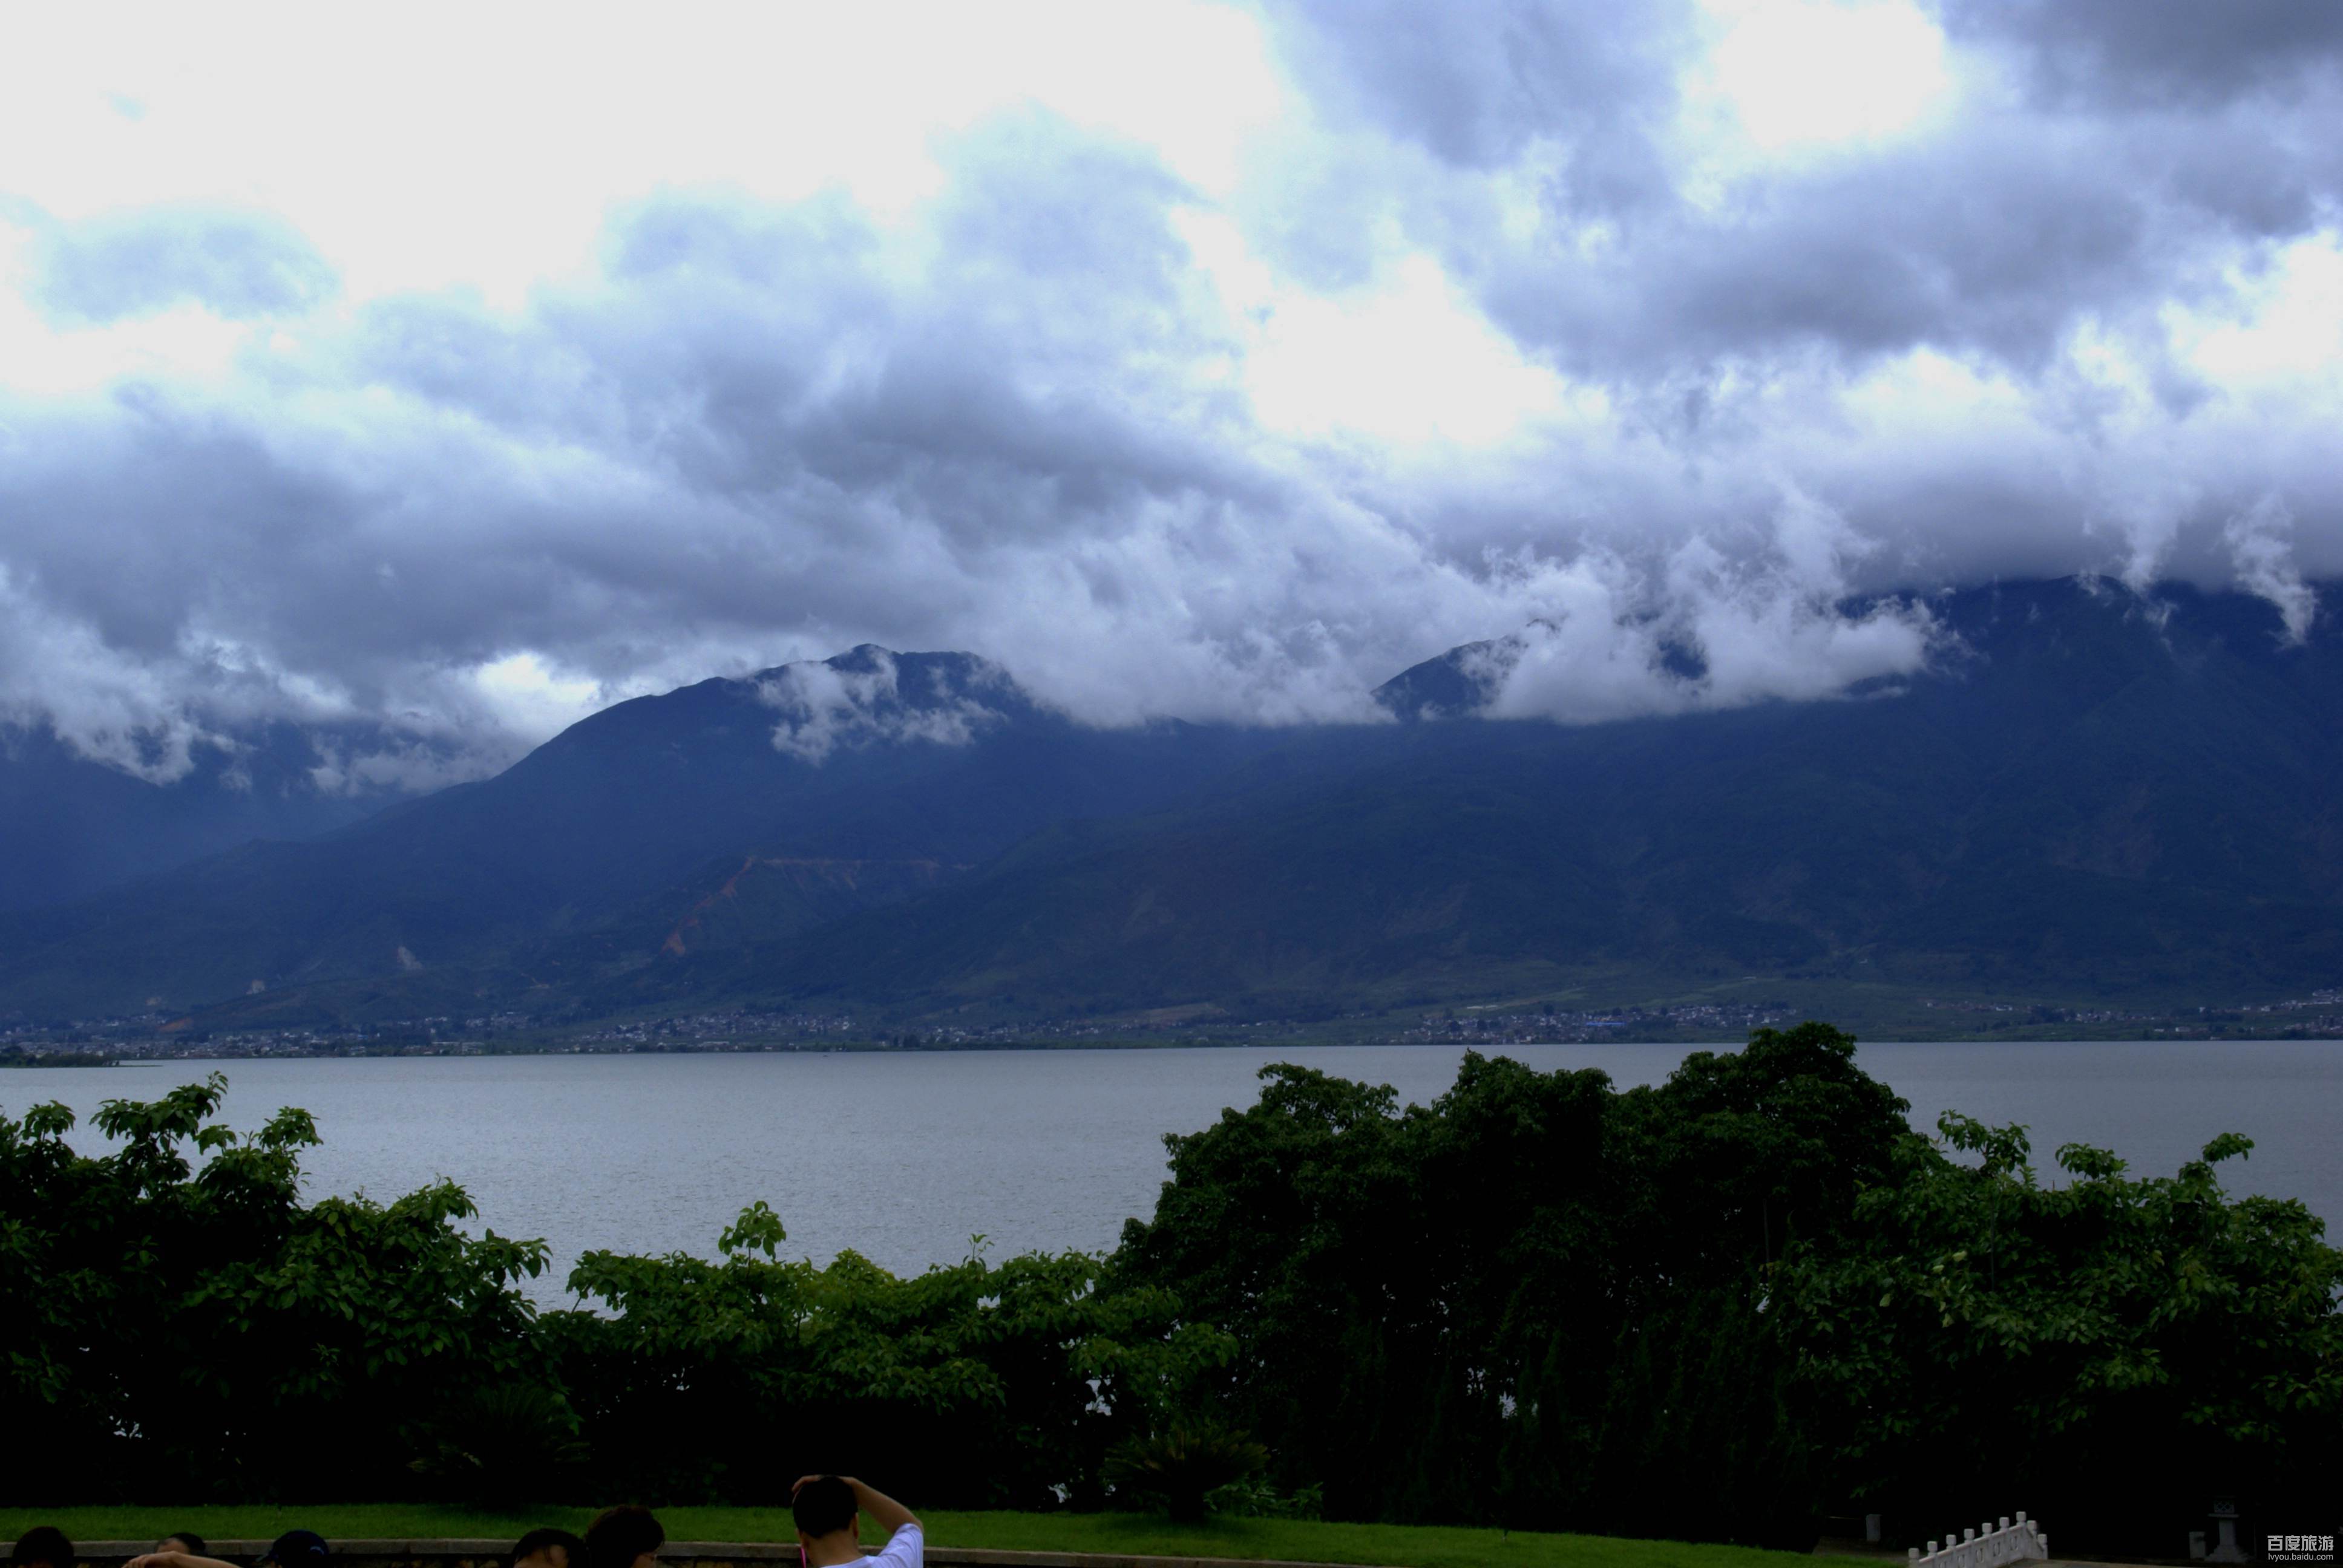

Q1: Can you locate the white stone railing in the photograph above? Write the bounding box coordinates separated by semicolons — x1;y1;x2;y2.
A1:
1908;1512;2048;1568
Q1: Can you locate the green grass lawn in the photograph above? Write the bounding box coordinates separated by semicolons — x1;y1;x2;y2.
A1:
0;1507;1808;1568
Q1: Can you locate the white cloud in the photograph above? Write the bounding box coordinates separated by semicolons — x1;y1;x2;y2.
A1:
758;649;1016;762
1243;252;1569;445
2224;494;2319;644
0;1;1285;308
468;652;615;746
1688;0;1956;154
0;564;227;783
1486;489;1938;722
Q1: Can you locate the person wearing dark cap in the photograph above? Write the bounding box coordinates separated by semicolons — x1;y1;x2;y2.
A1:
510;1529;588;1568
11;1527;74;1568
258;1531;330;1568
583;1507;663;1568
791;1475;920;1568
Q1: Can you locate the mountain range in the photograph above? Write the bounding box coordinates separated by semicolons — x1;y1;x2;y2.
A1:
3;578;2338;1031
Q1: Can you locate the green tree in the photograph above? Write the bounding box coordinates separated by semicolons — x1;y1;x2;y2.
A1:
1109;1025;1915;1543
549;1207;1230;1506
1780;1115;2343;1556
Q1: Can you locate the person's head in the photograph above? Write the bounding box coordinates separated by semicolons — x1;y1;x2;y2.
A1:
792;1475;859;1549
258;1531;329;1568
584;1507;663;1568
12;1528;73;1568
157;1537;208;1559
510;1529;586;1568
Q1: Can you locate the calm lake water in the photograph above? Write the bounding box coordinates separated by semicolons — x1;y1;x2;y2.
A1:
7;1040;2339;1300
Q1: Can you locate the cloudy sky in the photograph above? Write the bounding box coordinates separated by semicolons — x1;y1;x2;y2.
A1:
3;0;2339;783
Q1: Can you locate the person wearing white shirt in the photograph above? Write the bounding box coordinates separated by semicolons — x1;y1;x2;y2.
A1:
791;1475;921;1568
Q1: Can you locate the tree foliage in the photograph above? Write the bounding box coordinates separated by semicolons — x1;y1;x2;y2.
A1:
1108;1024;1916;1544
546;1215;1228;1506
1;1074;547;1500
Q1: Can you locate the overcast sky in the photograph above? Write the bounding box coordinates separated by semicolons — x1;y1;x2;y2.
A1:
4;0;2340;783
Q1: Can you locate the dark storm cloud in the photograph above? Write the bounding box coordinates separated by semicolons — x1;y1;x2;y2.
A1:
1270;0;1696;211
28;204;337;323
1940;0;2343;108
556;125;1245;528
1478;110;2321;381
1260;0;2343;382
338;117;1274;583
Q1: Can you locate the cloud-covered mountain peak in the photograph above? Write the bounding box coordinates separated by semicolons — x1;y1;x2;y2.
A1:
753;645;1037;763
1375;583;1939;724
1373;635;1525;722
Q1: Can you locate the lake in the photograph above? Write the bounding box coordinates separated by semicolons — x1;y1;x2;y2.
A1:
7;1039;2339;1300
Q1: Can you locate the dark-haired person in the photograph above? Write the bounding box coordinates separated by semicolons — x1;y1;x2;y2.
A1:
11;1527;74;1568
510;1529;588;1568
791;1475;920;1568
157;1538;209;1560
583;1506;664;1568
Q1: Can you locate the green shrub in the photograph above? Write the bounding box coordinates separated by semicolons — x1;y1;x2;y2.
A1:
408;1383;591;1508
1103;1425;1271;1522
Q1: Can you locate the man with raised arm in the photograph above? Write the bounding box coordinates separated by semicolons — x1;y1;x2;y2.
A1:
791;1475;921;1568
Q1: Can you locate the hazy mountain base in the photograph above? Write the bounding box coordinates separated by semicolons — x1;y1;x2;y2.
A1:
108;959;2342;1055
0;717;426;912
8;580;2343;1036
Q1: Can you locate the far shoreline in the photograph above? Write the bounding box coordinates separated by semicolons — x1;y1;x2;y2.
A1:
21;1030;2343;1072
